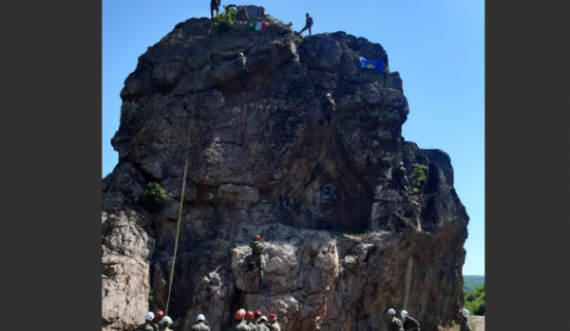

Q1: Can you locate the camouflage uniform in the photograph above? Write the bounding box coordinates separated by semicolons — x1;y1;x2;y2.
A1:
257;322;270;331
403;316;420;331
136;323;155;331
249;240;265;284
389;316;404;331
190;321;211;331
268;321;282;331
459;318;472;331
229;320;251;331
323;97;336;123
397;165;412;193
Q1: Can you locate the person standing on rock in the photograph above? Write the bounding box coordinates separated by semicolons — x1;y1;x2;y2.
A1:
296;13;313;36
257;316;270;331
191;314;210;331
396;161;412;194
401;310;420;331
387;308;404;331
152;310;165;331
267;313;281;331
158;316;174;331
249;234;266;287
230;310;250;331
210;0;220;20
135;312;155;331
458;309;473;331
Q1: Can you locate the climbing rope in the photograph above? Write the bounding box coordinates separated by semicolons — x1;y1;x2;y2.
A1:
164;20;215;314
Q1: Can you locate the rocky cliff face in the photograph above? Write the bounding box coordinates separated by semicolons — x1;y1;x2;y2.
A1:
103;7;469;331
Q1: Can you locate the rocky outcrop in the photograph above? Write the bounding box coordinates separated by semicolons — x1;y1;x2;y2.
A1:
103;6;469;331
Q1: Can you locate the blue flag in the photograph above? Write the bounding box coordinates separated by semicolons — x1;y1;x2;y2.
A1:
357;56;385;72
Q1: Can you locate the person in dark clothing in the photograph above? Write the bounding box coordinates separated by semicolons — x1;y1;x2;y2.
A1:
210;0;220;20
296;13;313;36
401;310;420;331
387;308;404;331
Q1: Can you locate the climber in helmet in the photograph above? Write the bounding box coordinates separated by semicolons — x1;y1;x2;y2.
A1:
387;308;403;331
236;52;248;87
229;309;249;331
152;310;165;331
396;161;412;194
401;310;420;331
267;313;281;331
158;316;174;331
322;93;336;124
254;311;263;325
245;311;255;328
249;234;266;287
257;316;270;331
135;312;155;331
190;314;210;331
458;309;472;331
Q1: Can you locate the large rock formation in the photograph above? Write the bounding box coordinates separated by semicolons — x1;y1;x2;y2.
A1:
103;6;469;331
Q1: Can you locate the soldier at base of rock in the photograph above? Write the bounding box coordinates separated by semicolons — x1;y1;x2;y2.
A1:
135;312;155;331
158;316;174;331
230;310;251;331
257;316;270;331
387;308;404;331
267;313;282;331
152;310;165;331
401;310;420;331
191;314;210;331
458;309;473;331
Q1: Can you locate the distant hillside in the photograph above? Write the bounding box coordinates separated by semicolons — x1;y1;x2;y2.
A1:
464;284;485;315
463;275;485;292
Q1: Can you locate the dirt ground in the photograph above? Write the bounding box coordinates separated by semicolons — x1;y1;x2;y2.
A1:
442;316;484;331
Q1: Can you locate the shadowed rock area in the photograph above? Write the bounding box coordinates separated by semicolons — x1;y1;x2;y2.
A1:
103;6;469;331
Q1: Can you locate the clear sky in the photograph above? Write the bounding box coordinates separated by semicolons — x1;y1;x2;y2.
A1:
103;0;484;275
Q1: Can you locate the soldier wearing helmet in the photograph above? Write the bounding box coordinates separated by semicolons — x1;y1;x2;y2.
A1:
458;309;472;331
158;316;174;331
152;310;165;331
257;316;270;331
254;311;263;325
267;313;281;331
401;310;420;331
321;93;336;124
230;309;250;331
387;308;403;331
136;312;155;331
249;234;266;287
190;314;210;331
245;311;255;329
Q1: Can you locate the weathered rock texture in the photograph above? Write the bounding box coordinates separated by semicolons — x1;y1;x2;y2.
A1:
103;7;469;331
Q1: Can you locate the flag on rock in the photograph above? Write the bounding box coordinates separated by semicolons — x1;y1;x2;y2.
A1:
357;56;385;72
250;21;269;30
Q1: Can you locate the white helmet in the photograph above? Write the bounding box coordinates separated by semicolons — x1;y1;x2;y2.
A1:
239;52;244;56
460;309;469;317
326;93;331;97
197;314;205;321
145;312;155;321
387;308;396;315
401;310;408;318
260;316;268;322
239;309;246;315
399;161;404;166
161;316;173;326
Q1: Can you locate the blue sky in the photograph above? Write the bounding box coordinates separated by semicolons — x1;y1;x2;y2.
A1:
103;0;484;275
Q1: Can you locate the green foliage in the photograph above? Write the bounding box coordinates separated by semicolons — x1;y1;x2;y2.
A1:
463;275;485;292
138;182;171;212
411;163;428;189
464;284;485;316
215;7;237;32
